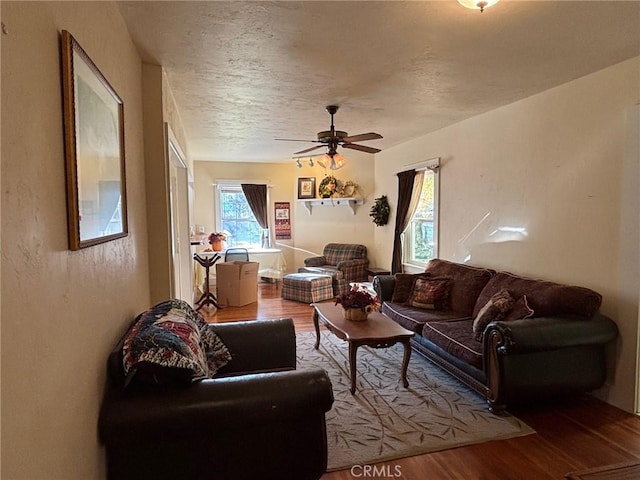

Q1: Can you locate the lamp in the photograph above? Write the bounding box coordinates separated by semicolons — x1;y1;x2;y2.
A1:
308;157;314;167
296;159;302;168
457;0;499;12
317;149;346;171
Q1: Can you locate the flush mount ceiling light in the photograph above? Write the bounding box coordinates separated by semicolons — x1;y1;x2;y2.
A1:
457;0;499;13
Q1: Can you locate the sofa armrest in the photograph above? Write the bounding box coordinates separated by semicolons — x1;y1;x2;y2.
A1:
212;318;296;375
373;275;396;302
99;368;333;442
485;313;618;355
304;256;327;267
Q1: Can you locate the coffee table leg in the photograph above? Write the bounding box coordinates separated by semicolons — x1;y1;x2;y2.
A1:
400;339;411;388
313;309;321;350
348;341;358;394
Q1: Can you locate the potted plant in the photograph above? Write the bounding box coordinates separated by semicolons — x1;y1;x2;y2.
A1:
335;285;380;321
207;232;227;251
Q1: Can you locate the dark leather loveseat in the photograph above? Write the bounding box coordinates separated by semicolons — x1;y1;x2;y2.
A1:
374;259;618;413
99;303;333;480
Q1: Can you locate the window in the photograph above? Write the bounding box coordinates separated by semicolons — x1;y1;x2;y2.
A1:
403;161;439;267
215;184;263;248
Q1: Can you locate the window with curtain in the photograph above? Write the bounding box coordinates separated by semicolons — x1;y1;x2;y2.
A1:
215;184;263;248
403;160;440;268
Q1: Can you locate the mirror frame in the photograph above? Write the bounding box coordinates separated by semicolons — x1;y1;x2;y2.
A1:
61;30;128;250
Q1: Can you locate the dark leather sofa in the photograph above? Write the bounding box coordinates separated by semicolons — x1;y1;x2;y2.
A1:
99;317;334;480
374;259;618;413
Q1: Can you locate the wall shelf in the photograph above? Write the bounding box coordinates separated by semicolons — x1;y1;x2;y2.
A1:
297;197;364;215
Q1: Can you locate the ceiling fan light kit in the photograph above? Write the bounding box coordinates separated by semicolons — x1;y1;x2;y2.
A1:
457;0;499;13
318;152;346;171
277;105;382;170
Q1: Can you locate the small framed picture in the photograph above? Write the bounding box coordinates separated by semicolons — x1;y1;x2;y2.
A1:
298;177;316;199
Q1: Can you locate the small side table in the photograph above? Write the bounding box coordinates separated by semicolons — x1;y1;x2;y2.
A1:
365;267;391;282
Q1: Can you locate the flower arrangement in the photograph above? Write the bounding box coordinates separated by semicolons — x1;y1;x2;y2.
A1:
335;285;380;313
318;175;338;198
208;232;227;243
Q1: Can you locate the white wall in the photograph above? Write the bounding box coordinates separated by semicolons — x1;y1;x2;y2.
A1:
1;2;150;478
193;151;376;272
373;57;640;412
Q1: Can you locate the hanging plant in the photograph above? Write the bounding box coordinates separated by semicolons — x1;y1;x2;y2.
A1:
370;195;390;226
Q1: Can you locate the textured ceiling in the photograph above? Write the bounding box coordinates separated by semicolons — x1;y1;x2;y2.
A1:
117;1;640;162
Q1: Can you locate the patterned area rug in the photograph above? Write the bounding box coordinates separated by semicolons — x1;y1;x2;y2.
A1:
296;331;534;471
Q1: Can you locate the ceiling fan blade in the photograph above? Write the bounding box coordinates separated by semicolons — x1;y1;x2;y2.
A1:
294;145;325;155
342;143;381;154
275;138;319;142
342;132;383;143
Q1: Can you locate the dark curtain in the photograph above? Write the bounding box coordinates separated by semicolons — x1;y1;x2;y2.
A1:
391;170;417;274
241;184;269;248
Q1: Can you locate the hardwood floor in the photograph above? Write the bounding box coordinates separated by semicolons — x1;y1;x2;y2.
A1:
199;283;640;480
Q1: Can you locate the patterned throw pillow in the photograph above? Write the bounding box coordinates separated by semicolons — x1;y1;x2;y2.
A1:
122;299;231;387
406;277;452;310
503;295;535;322
472;289;515;340
392;273;431;303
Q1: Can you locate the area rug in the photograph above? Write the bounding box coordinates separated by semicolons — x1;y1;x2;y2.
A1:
296;331;534;471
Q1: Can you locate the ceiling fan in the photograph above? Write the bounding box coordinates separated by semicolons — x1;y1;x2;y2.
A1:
276;105;383;170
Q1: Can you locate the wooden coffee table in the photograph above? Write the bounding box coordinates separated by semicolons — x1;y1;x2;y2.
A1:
312;303;415;394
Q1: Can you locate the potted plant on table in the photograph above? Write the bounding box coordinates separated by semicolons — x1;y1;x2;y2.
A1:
207;232;227;251
335;285;380;322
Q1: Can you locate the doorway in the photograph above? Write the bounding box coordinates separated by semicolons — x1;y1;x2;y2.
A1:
166;124;192;303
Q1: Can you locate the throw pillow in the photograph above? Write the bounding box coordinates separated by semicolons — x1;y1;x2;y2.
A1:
406;277;452;310
122;299;231;388
391;273;430;303
503;295;535;322
472;289;515;340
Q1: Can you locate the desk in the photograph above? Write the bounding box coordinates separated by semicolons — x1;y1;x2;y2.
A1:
195;248;286;287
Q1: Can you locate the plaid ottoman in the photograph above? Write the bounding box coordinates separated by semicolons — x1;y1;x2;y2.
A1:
281;273;334;303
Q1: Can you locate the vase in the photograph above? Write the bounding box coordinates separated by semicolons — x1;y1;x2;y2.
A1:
211;240;224;252
343;307;368;322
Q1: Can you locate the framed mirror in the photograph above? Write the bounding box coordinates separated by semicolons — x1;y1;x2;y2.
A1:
61;30;128;250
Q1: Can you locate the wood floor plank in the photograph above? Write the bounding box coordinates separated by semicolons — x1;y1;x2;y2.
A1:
199;284;640;479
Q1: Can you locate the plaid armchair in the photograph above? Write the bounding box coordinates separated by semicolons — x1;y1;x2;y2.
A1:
299;243;369;295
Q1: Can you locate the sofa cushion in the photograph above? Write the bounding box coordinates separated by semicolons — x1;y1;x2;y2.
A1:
472;289;514;340
381;301;469;334
424;259;494;315
391;273;430;303
422;319;483;369
122;299;231;387
472;271;602;319
504;295;535;322
324;243;366;265
407;277;452;310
